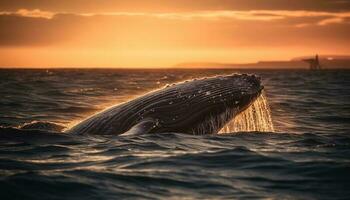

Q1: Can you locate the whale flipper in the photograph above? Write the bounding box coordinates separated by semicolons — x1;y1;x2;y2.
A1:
121;118;159;136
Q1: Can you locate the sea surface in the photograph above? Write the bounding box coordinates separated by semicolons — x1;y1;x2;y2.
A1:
0;69;349;199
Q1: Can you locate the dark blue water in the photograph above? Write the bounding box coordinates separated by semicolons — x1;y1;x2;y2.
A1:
0;69;349;199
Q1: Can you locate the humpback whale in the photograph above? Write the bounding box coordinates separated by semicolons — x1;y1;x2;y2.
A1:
65;74;263;135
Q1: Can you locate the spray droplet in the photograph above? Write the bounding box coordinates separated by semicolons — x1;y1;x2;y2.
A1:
219;93;274;133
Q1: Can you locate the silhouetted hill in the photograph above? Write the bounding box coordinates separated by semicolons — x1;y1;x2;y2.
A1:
292;55;350;61
175;55;350;69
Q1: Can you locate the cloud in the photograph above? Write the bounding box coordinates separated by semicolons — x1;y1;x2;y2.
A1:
1;0;350;12
2;9;350;24
0;9;54;18
318;17;344;26
0;8;349;50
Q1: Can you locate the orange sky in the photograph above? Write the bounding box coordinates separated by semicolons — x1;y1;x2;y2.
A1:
0;0;350;68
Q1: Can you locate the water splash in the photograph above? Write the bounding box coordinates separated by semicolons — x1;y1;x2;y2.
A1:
220;92;274;133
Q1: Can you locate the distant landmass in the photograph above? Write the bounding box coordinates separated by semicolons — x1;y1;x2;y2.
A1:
175;55;350;69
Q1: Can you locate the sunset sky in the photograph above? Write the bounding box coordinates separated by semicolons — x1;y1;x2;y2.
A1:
1;0;350;68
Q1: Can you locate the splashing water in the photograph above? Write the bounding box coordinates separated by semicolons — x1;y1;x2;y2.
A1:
220;92;274;133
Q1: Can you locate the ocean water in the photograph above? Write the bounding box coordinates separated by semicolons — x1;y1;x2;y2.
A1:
0;69;349;199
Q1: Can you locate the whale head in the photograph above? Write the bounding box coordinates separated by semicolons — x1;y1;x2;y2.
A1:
145;74;264;134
